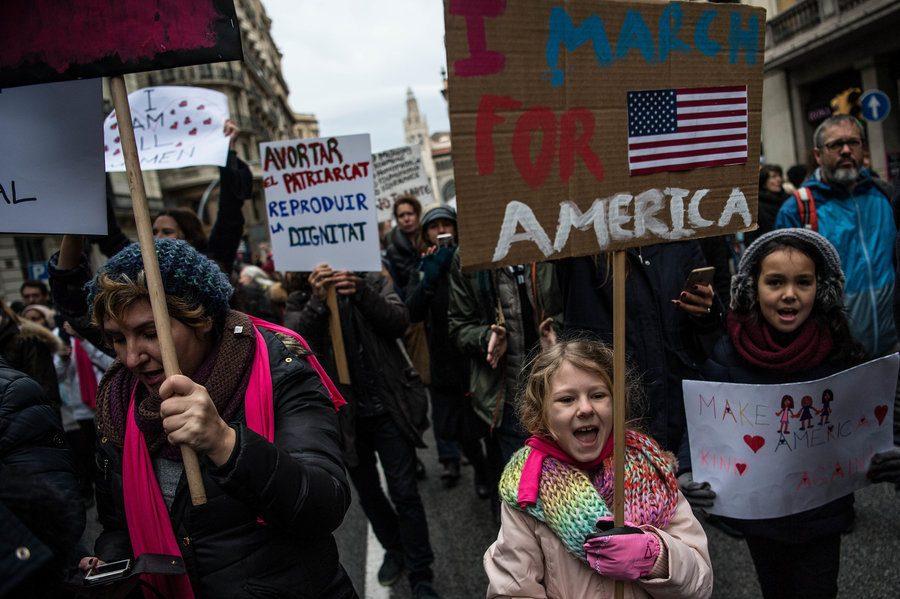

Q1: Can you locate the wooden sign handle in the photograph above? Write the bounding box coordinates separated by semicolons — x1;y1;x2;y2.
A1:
109;76;207;506
326;285;351;384
612;250;627;599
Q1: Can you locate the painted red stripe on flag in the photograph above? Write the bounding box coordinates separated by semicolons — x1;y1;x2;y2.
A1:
630;157;748;175
677;98;748;108
676;86;746;95
629;145;747;164
628;133;747;150
677;109;747;119
676;122;748;133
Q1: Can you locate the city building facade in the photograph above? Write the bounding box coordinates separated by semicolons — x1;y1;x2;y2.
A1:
2;0;317;303
403;86;455;207
759;0;900;182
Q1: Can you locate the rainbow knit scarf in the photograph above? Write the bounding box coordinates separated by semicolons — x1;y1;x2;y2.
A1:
498;429;679;562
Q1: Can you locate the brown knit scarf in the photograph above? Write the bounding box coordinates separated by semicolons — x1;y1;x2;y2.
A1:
95;311;256;460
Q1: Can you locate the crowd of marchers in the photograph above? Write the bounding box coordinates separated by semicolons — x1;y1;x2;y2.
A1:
2;114;900;599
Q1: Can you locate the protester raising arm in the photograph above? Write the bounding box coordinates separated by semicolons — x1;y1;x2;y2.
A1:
206;120;252;271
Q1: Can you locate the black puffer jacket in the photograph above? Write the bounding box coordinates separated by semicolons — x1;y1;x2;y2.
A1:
385;226;420;296
557;242;724;457
0;316;62;407
697;335;855;543
92;328;356;598
0;357;83;597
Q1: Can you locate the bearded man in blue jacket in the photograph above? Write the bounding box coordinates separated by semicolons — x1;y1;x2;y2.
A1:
775;115;897;357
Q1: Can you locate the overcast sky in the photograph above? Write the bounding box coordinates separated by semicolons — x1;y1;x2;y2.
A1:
263;0;450;153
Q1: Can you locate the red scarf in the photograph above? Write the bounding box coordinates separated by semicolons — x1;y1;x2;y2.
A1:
517;434;614;508
73;339;99;410
122;319;344;598
727;312;832;373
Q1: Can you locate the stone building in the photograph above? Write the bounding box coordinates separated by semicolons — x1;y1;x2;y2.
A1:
403;86;455;207
759;0;900;181
1;0;317;303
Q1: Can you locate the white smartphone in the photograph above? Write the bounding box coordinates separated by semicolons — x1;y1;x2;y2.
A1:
84;559;131;584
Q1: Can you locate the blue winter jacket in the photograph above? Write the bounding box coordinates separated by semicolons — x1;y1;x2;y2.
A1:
774;169;897;356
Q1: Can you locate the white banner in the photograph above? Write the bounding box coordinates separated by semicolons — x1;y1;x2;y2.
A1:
0;79;106;235
372;144;436;222
683;354;898;520
104;86;230;172
260;134;381;272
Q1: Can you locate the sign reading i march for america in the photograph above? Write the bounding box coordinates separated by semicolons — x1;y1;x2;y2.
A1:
627;86;748;176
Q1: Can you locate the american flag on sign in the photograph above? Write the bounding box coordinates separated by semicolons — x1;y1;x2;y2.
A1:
627;86;748;176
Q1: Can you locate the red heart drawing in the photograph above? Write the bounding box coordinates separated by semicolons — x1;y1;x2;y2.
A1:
176;142;182;147
735;463;747;476
113;136;120;143
184;116;191;124
113;148;120;155
743;435;765;453
110;123;117;130
170;122;178;129
188;128;197;135
196;104;205;110
179;100;188;107
875;405;888;426
203;118;212;125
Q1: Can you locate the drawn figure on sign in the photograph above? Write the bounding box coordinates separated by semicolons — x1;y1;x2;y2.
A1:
818;388;834;425
776;394;796;434
797;395;819;431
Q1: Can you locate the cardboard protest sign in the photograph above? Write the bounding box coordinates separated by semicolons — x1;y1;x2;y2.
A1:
444;1;765;269
373;145;437;222
0;1;242;89
104;86;230;172
260;134;381;272
682;354;898;520
0;79;106;235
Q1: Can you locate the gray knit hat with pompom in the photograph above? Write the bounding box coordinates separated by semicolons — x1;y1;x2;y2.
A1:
86;239;233;322
730;228;844;314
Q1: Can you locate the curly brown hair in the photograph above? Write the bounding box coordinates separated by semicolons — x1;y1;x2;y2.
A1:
90;272;213;338
517;339;643;437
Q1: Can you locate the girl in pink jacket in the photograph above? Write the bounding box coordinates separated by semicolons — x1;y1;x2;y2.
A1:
484;340;713;598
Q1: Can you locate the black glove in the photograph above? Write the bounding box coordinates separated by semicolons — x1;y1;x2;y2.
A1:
868;447;900;484
677;471;716;509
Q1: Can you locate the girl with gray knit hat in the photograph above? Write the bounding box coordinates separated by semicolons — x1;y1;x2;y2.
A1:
684;228;899;598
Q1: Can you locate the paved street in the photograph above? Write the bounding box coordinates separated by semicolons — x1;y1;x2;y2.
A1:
82;439;900;598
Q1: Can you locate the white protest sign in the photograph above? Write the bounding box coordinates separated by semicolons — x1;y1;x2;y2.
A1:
372;144;436;222
683;354;898;520
260;134;381;272
104;86;230;172
0;79;106;235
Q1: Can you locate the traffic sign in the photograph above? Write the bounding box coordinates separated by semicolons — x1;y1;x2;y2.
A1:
860;90;891;123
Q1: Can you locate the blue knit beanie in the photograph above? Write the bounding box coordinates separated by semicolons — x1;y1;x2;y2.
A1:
86;239;233;322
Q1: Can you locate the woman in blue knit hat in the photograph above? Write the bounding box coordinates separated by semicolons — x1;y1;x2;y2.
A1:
74;239;356;598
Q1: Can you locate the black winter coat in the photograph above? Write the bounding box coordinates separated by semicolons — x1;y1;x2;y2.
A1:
0;316;62;407
0;357;84;597
385;227;420;297
745;188;789;247
406;268;467;393
556;242;724;457
697;335;855;543
92;329;356;598
283;274;429;466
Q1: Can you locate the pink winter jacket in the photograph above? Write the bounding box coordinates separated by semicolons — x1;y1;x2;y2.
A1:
484;492;713;598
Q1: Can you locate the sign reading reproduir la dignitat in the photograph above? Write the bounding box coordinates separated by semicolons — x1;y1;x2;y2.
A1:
261;134;381;272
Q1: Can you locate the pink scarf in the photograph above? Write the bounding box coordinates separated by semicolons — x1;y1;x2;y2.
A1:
73;339;98;410
517;434;614;508
123;319;344;598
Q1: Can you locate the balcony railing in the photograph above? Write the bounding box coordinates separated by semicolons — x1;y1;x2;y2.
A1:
146;64;244;87
769;0;821;45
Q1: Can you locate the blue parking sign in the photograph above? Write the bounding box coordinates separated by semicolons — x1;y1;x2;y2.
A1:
860;90;891;123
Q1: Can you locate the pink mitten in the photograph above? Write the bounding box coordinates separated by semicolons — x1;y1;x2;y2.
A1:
583;518;661;581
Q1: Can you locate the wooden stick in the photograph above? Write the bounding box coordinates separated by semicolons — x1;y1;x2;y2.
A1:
109;76;207;506
612;250;627;599
326;285;351;384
